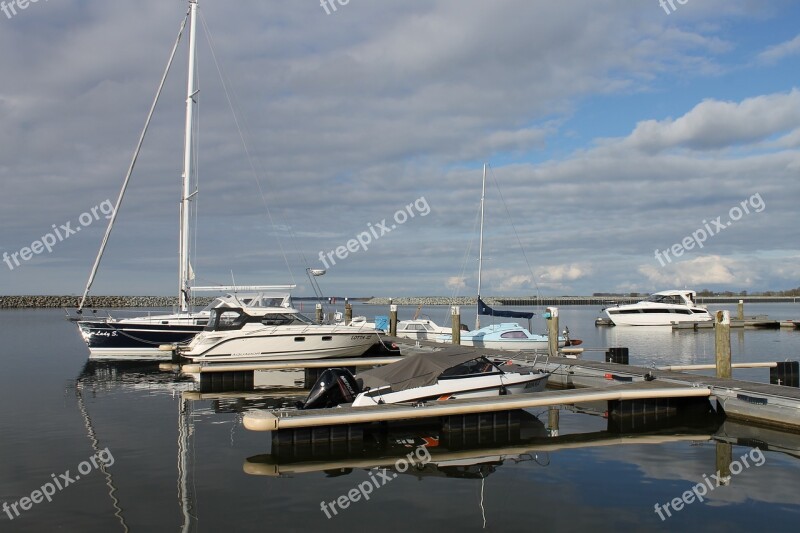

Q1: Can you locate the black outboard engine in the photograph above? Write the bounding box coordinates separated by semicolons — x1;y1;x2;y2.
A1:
302;368;362;409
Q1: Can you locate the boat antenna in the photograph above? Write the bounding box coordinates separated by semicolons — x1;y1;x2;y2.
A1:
76;10;191;312
476;163;487;329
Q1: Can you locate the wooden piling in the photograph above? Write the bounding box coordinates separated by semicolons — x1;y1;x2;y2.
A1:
715;310;732;379
344;300;352;325
315;303;323;324
737;299;744;321
546;307;559;358
389;305;397;337
548;407;560;437
451;306;461;346
715;441;732;486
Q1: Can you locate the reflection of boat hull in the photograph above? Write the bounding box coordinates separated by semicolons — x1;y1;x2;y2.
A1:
77;319;204;359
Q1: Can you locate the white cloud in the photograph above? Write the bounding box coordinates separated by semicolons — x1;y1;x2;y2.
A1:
757;34;800;65
540;264;591;283
638;256;737;286
445;276;467;290
621;90;800;152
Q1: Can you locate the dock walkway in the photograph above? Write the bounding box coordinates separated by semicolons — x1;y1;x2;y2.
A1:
240;337;800;432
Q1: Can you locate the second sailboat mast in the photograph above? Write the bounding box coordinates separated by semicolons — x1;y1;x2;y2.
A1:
476;163;486;329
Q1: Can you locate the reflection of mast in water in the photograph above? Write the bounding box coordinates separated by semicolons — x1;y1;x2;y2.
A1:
75;360;199;531
479;472;486;529
178;396;195;533
74;379;129;532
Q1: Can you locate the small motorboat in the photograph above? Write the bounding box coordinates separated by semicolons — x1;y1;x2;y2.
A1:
437;322;570;351
395;318;454;341
302;347;550;409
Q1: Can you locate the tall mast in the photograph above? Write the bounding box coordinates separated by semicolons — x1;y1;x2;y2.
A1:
476;163;486;329
179;0;198;312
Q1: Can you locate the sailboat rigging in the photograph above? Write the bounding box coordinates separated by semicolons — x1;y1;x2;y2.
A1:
69;0;296;359
441;163;569;351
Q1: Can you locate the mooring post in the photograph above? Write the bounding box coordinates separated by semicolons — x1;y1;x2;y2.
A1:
546;307;558;358
389;304;398;337
315;303;323;324
715;310;732;379
344;299;352;325
737;299;744;321
715;441;732;486
548;406;560;437
451;306;461;345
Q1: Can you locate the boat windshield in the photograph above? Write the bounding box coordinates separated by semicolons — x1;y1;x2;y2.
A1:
199;293;290;312
439;357;502;379
646;294;687;305
259;313;315;326
204;308;249;332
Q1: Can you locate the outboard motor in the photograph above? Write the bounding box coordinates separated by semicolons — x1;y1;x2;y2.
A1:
302;368;362;409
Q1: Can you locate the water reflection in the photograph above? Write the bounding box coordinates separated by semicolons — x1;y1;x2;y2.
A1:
64;357;800;532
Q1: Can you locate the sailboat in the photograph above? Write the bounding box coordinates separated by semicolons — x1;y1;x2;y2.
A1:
70;1;297;360
440;164;569;351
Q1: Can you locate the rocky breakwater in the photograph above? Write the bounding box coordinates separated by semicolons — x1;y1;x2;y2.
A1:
0;296;214;309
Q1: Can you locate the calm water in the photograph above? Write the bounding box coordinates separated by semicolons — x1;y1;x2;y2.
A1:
1;305;800;532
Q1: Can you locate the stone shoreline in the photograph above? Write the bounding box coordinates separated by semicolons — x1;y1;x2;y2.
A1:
0;296;214;309
1;294;796;309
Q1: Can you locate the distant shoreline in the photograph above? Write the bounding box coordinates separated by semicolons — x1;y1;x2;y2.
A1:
1;295;798;309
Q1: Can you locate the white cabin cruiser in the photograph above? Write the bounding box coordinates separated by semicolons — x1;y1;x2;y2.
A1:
301;348;550;409
438;321;569;351
603;290;712;326
175;296;381;362
396;318;453;341
74;287;295;359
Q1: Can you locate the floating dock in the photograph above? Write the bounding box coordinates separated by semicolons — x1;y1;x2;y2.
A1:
243;381;711;431
235;334;800;433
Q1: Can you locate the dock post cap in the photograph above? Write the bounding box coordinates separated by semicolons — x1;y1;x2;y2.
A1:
243;410;279;432
716;310;730;325
451;305;460;314
390;304;397;312
545;307;558;318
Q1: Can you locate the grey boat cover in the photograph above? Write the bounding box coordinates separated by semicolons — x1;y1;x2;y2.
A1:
356;347;487;392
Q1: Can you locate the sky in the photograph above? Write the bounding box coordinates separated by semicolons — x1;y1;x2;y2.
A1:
1;0;799;299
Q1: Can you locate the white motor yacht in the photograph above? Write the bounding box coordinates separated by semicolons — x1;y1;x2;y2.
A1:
175;297;381;362
603;290;713;326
